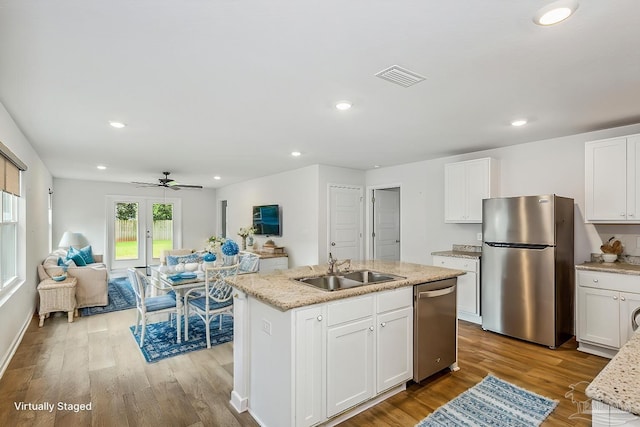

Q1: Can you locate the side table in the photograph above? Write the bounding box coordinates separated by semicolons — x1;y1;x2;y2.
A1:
37;276;78;327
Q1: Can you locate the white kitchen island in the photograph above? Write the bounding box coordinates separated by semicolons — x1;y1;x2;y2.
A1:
228;260;464;427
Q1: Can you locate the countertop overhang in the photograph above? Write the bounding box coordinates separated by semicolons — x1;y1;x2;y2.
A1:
233;260;465;311
586;330;640;416
576;262;640;275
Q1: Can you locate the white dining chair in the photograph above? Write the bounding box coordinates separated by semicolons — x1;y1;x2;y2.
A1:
183;263;239;348
127;268;177;347
238;251;260;274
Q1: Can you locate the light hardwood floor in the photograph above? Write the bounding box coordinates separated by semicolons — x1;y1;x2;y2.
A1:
0;310;609;426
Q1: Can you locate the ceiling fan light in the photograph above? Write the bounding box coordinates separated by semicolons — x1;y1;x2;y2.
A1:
534;0;578;26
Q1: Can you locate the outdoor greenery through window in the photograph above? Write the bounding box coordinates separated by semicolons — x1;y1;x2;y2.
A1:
1;191;18;288
114;202;173;260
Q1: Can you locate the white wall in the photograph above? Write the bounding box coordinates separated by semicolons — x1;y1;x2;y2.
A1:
366;123;640;266
215;164;365;267
0;102;53;376
216;165;320;267
52;179;217;262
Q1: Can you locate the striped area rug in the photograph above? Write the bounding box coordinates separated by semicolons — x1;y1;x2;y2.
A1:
417;375;558;427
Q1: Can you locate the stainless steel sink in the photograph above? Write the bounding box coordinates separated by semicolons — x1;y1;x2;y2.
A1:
295;270;406;291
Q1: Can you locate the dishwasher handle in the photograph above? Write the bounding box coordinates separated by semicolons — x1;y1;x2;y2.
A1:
418;285;455;299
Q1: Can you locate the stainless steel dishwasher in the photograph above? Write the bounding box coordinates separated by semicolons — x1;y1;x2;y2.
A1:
413;277;457;382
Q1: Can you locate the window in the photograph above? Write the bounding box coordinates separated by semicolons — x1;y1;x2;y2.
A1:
0;140;27;291
1;191;18;287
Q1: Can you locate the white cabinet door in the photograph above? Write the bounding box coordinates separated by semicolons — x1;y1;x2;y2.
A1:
444;162;467;222
577;286;620;348
620;292;640;346
294;306;325;427
433;256;480;323
585;137;628;221
376;306;412;393
466;159;491;222
326;317;374;417
444;158;496;223
627;135;640;221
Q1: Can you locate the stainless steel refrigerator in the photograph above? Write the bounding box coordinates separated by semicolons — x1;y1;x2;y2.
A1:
481;194;574;348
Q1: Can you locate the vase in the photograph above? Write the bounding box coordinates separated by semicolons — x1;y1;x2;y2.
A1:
242;236;247;250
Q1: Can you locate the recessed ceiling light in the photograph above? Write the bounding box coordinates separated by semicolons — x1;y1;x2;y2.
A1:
335;101;352;111
109;121;126;128
291;151;302;157
213;176;221;180
374;165;381;168
534;0;578;26
511;119;528;127
96;165;107;170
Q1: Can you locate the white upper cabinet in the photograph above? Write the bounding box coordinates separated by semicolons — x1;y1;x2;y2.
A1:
585;134;640;223
444;157;499;223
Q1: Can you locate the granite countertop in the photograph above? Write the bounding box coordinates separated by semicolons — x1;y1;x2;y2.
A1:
233;260;465;311
576;262;640;276
586;330;640;415
431;250;481;259
432;244;481;259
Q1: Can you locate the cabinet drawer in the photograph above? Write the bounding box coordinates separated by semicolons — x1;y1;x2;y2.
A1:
328;295;374;326
577;270;640;293
376;287;412;314
433;256;478;272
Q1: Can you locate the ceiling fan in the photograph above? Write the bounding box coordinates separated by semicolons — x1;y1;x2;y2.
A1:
132;171;203;190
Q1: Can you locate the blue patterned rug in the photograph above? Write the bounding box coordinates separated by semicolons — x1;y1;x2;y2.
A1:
129;315;233;363
416;375;558;427
79;276;137;316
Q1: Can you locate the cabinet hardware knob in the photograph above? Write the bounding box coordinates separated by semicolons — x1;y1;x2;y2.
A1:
630;214;635;217
369;326;374;331
593;279;598;283
621;297;626;301
317;315;323;321
613;296;618;300
331;242;336;246
380;322;386;327
621;213;626;216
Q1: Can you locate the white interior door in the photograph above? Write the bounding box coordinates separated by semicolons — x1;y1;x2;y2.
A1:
328;186;363;261
373;188;400;260
107;196;181;271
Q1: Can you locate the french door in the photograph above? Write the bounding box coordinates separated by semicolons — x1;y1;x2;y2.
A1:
106;196;182;270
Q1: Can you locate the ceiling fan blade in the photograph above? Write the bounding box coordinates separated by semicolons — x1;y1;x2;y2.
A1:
131;181;160;187
174;184;203;189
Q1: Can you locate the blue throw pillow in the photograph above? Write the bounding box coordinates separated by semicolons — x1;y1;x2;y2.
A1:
69;253;87;266
68;245;95;264
167;253;200;265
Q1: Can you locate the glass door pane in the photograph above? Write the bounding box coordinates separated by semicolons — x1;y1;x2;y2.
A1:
151;203;173;259
114;202;139;261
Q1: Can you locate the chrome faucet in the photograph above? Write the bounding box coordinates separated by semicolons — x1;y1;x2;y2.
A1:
327;252;351;275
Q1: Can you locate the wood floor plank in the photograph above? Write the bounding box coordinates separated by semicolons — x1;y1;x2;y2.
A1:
0;311;611;426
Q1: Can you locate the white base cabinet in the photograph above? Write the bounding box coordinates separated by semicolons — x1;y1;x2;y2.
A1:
433;255;481;324
247;287;413;427
576;269;640;358
259;256;288;273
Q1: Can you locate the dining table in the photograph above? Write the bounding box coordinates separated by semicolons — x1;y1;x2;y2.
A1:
149;266;206;344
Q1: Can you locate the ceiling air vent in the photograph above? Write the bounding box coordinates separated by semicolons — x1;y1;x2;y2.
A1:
375;65;426;87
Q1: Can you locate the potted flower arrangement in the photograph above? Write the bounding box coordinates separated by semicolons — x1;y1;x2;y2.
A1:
238;226;256;250
207;235;225;253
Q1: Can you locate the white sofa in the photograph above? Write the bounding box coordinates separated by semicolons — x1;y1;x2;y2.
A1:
39;249;108;308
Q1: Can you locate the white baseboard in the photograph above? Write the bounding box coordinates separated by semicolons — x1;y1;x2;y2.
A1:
0;309;34;379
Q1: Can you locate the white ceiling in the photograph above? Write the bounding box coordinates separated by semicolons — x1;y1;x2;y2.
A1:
1;0;639;189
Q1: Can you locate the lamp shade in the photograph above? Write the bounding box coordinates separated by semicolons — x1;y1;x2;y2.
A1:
58;231;88;249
